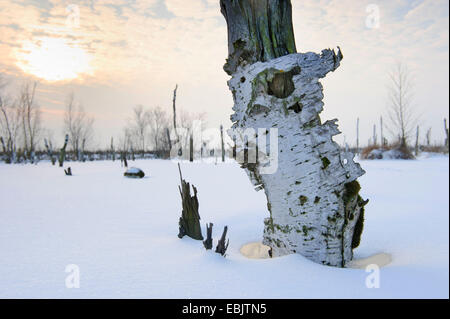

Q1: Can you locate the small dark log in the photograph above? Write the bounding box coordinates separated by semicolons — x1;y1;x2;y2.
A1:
215;226;229;256
124;167;145;178
177;163;203;240
203;223;214;250
64;167;72;176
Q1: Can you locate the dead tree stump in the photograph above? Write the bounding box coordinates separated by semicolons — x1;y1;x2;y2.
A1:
215;226;229;256
64;167;72;176
177;164;203;240
220;0;367;267
59;134;69;167
203;223;214;249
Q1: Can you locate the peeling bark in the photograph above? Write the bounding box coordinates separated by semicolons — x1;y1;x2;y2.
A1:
221;0;367;267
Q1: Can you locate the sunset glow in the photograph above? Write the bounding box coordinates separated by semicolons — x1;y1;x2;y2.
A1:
15;38;93;82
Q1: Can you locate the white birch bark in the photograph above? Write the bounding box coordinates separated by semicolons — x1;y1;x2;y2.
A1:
226;49;367;267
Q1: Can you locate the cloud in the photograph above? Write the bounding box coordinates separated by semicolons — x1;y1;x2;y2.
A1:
289;0;449;143
0;0;448;146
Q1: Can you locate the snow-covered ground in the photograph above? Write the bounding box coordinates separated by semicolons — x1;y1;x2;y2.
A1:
0;156;448;298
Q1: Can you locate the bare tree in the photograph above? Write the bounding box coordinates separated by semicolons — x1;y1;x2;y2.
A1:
177;109;206;157
172;84;178;139
220;124;225;162
18;82;41;162
43;129;56;165
64;93;94;160
118;126;134;164
372;124;377;146
0;78;21;163
356;117;359;153
110;137;115;161
119;127;133;153
148;106;170;151
415;125;420;156
426;127;432;146
386;63;419;146
380;116;386;147
130;105;150;154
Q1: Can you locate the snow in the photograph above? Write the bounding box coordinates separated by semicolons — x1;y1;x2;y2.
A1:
346;253;392;269
125;167;143;174
0;156;448;298
382;149;406;159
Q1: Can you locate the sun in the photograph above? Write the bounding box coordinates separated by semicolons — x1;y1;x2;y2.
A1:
15;37;93;82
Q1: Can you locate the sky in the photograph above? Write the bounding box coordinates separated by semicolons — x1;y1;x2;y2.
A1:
0;0;448;149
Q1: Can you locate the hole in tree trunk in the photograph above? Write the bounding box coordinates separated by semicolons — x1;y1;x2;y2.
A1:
267;71;295;98
288;102;303;113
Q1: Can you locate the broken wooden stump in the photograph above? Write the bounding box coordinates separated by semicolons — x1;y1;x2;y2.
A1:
177;163;203;240
64;167;72;176
203;223;214;250
215;226;229;256
59;134;69;167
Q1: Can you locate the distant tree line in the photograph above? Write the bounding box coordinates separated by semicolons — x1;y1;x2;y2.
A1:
0;77;42;163
0;77;217;164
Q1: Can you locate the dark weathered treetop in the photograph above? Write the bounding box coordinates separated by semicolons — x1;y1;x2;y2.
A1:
220;0;297;75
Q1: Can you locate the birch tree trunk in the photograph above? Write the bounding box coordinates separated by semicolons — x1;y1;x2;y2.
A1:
220;0;367;267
